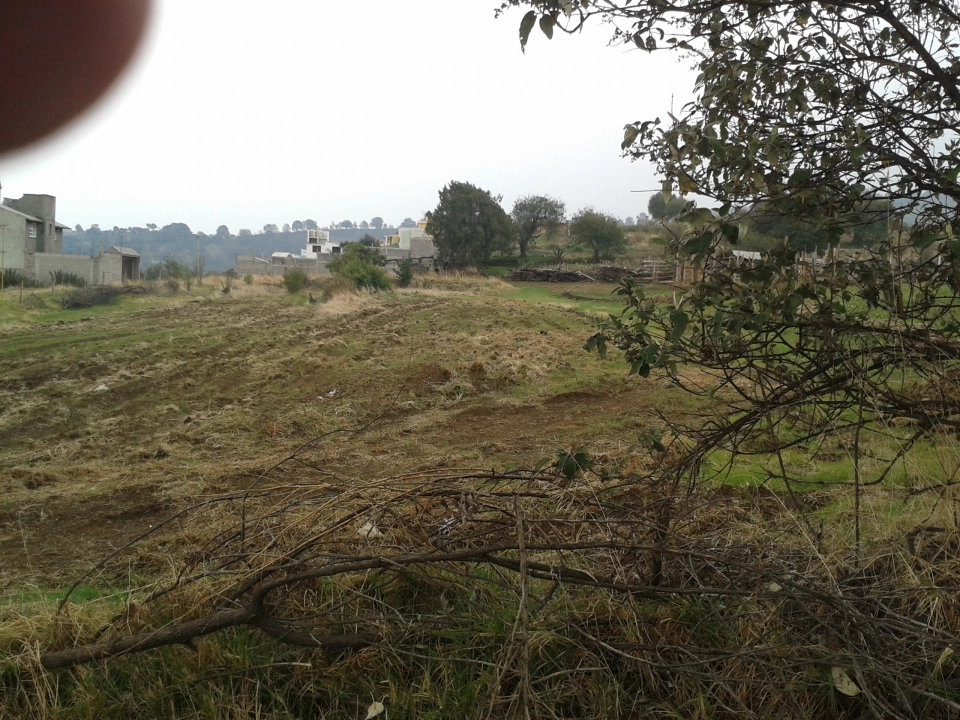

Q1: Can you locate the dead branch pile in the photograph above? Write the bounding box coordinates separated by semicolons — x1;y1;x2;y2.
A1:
509;263;675;284
507;268;596;282
61;285;146;309
36;433;960;719
590;266;644;282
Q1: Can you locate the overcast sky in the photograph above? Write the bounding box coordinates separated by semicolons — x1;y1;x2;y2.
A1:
0;0;695;234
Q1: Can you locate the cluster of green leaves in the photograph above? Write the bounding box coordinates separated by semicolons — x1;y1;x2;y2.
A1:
282;268;308;294
647;192;688;221
328;243;390;291
569;208;626;263
396;257;414;288
1;269;42;288
49;270;86;287
734;201;893;253
426;181;514;269
503;0;960;512
511;194;566;258
503;0;960;247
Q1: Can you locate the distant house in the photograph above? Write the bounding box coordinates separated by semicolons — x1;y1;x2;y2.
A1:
0;193;138;285
102;246;140;283
0;194;68;271
299;229;342;258
236;220;436;277
382;218;431;250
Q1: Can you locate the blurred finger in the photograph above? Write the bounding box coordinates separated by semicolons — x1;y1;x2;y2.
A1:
0;0;151;155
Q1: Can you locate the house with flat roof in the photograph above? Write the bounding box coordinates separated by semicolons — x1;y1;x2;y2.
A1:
0;194;69;271
0;193;134;285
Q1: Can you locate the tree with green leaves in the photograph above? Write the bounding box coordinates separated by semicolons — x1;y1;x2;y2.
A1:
505;0;960;548
396;257;414;288
569;208;626;263
425;181;514;269
511;194;565;258
646;192;687;221
501;0;960;465
215;225;231;239
504;5;960;710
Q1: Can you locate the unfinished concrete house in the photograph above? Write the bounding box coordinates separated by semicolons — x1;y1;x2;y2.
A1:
0;193;135;285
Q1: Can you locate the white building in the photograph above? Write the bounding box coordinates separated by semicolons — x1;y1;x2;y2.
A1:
299;228;341;258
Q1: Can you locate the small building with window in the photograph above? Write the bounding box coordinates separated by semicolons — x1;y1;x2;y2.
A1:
0;194;68;272
0;193;140;285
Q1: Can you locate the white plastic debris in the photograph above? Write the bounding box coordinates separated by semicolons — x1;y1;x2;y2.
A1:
365;701;385;720
92;384;110;393
326;389;340;398
438;517;457;535
831;667;859;696
357;522;383;538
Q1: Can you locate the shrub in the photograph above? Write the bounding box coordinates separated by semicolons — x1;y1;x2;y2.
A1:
144;256;192;281
283;268;308;294
319;275;358;302
61;286;120;309
396;258;414;288
332;260;390;291
49;270;86;287
2;269;42;288
328;244;390;291
243;273;254;285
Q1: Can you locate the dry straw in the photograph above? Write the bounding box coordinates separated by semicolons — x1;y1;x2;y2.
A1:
18;416;960;719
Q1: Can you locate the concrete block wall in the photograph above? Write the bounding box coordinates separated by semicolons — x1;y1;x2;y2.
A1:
98;254;124;285
27;253;137;286
27;253;98;285
234;255;332;277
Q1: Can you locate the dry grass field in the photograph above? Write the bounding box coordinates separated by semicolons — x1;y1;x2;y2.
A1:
4;275;960;719
0;277;685;587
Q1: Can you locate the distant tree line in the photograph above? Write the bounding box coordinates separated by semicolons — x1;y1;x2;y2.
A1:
64;221;401;274
424;181;628;269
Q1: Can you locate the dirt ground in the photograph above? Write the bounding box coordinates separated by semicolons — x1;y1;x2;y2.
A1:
0;282;685;587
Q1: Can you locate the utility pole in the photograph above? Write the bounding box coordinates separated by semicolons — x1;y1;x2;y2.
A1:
196;234;201;285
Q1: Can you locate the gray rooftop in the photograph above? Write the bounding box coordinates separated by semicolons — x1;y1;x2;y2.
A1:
105;246;140;257
0;204;42;223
